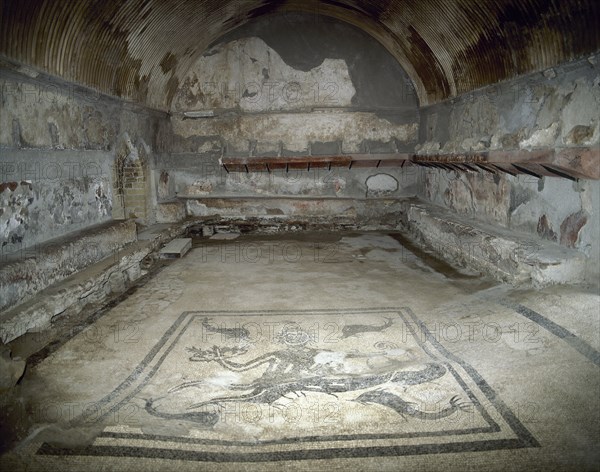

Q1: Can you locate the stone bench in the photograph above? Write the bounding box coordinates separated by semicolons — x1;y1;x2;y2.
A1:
399;199;587;287
0;220;137;313
0;221;189;343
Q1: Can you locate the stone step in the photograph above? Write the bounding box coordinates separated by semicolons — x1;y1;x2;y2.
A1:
159;238;192;258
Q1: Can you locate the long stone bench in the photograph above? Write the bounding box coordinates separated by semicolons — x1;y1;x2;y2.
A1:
398;199;587;287
0;221;189;343
0;220;137;313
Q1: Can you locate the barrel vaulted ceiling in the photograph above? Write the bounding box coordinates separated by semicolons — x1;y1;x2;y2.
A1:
1;0;599;110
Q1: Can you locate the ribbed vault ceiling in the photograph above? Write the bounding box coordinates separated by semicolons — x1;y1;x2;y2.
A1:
1;0;599;110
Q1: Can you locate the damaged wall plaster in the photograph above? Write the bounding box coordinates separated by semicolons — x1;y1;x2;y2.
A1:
417;54;600;153
162;15;420;211
171;112;418;155
160;157;419;201
415;55;600;283
0;67;170;254
169;31;419;155
172;37;357;114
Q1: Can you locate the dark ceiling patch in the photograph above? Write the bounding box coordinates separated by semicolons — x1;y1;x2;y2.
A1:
160;52;178;74
211;12;418;113
407;25;450;100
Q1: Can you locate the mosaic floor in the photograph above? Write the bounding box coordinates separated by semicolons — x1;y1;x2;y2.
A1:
1;233;598;471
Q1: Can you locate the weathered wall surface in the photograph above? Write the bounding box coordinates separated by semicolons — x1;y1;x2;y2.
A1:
156;152;420;223
417;54;599;154
0;149;114;256
416;54;600;283
172;36;358;115
160;151;420;197
161;14;420;214
0;65;171;255
171;111;417;156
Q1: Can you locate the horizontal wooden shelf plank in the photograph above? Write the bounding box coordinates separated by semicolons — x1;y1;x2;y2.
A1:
219;147;598;180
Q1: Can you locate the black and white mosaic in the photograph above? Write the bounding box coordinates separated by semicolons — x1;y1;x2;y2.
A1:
37;307;539;462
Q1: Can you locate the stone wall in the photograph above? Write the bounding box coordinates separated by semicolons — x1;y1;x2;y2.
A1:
415;54;600;284
0;63;171;254
417;54;599;154
159;13;420;213
2;25;597;284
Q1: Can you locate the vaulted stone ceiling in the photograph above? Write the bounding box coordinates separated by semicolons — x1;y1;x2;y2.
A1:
1;0;598;110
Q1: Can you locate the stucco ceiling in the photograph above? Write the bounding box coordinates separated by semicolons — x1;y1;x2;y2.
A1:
1;0;598;109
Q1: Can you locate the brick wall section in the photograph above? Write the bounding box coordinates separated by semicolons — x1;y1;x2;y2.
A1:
123;161;147;219
112;164;125;220
113;159;147;220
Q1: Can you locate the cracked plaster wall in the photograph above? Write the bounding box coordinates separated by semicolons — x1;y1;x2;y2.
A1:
416;54;600;283
160;15;420;210
0;66;171;254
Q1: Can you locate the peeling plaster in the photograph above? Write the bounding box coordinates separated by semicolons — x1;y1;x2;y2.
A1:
173;37;357;113
172;112;418;154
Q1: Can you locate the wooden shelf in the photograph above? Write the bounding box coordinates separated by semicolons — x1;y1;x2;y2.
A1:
221;154;411;173
220;147;599;180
